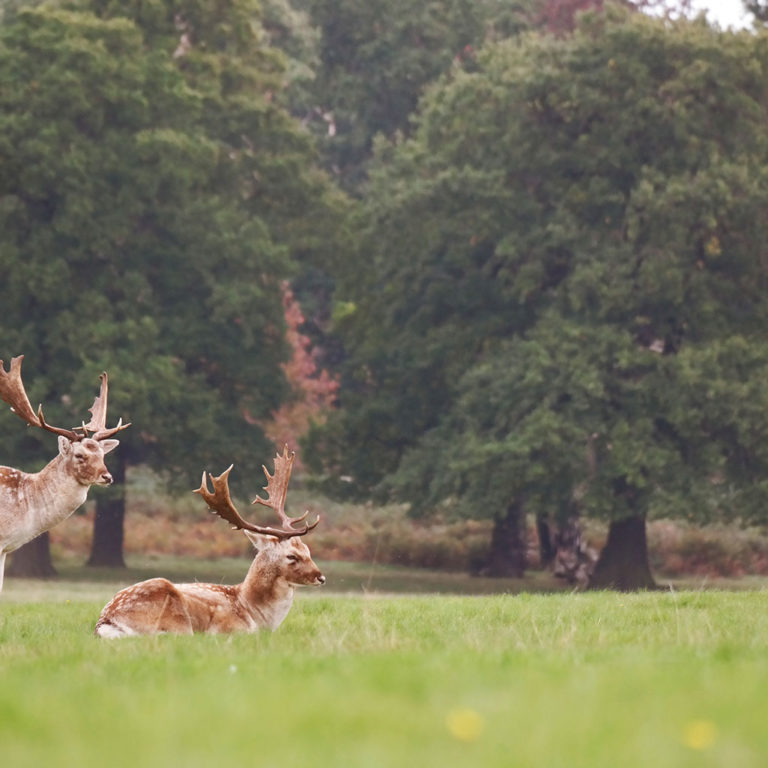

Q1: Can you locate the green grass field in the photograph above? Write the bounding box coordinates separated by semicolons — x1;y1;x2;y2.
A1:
2;566;768;768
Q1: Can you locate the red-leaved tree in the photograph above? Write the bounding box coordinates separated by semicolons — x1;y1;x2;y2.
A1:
264;284;339;464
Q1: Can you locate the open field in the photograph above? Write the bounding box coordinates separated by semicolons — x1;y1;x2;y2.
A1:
5;552;765;605
2;554;567;604
3;576;768;767
6;551;767;606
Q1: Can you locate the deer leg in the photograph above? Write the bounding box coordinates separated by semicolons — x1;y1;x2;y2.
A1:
0;551;6;594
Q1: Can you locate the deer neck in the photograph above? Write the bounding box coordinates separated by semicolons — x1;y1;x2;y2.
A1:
25;455;89;526
0;455;88;554
238;557;295;631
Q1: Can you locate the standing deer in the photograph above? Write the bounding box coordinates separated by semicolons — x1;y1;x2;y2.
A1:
95;446;324;637
0;356;130;593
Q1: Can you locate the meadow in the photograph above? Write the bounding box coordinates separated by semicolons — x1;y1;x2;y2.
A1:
2;569;768;768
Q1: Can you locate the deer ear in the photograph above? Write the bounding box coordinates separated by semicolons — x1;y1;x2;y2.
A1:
58;436;73;456
99;439;120;454
243;531;279;550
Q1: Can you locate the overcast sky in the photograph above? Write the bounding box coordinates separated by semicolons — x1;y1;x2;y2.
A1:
687;0;752;28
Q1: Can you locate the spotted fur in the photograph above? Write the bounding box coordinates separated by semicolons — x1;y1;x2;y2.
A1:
95;533;325;637
0;436;119;593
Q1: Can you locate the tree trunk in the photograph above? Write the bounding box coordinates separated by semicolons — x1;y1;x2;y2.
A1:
87;454;127;568
552;513;596;586
588;515;656;590
484;500;526;578
536;513;555;568
7;532;57;578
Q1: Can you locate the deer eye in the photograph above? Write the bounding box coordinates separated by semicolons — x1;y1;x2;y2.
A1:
286;554;299;563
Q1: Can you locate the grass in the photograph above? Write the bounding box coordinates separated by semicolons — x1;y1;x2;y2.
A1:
3;551;759;605
2;578;768;767
1;554;568;604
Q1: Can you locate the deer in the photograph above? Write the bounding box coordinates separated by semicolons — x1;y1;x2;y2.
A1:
94;446;325;637
0;355;130;593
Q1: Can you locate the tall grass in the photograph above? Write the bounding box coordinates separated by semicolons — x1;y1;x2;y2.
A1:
2;590;768;767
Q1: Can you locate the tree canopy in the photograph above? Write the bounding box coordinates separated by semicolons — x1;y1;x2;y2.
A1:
307;9;768;581
0;0;346;558
290;0;536;191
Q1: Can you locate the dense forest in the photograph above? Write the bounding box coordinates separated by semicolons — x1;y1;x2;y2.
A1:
1;0;767;588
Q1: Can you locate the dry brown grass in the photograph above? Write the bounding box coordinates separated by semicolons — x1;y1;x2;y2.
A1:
47;468;768;579
648;520;768;578
49;491;495;568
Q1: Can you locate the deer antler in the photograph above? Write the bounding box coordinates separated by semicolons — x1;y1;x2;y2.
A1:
81;372;130;440
0;356;39;425
0;356;81;441
194;447;320;539
0;356;130;442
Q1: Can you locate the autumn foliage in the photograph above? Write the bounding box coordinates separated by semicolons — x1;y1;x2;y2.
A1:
264;284;339;461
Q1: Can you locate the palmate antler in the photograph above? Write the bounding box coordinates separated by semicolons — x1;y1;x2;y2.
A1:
0;355;130;442
194;446;320;540
81;371;130;440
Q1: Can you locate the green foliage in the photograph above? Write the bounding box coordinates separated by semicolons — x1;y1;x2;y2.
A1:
291;0;536;190
260;0;321;111
0;2;343;495
311;10;768;528
3;592;768;767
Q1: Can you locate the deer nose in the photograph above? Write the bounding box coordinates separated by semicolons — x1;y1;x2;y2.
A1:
101;472;113;485
317;574;326;585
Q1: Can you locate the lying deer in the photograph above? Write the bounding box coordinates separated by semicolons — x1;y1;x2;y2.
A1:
0;355;130;593
95;446;324;637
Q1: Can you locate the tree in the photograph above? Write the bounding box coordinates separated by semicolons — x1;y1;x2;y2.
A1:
745;0;768;23
263;283;339;460
309;8;768;585
537;0;608;34
0;3;342;573
288;0;679;191
290;0;536;192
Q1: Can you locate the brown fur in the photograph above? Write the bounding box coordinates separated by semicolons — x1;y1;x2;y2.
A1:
0;467;22;492
95;533;325;637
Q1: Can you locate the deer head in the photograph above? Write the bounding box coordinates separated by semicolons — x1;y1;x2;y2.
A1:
0;355;130;485
242;531;325;587
195;445;324;586
56;436;120;486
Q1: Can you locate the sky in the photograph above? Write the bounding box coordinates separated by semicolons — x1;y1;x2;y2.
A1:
687;0;752;28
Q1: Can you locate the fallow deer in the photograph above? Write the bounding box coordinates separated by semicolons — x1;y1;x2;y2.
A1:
94;446;324;637
0;356;130;593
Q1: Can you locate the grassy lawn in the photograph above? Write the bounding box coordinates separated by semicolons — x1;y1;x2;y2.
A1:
2;552;758;604
2;568;768;767
1;554;567;604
